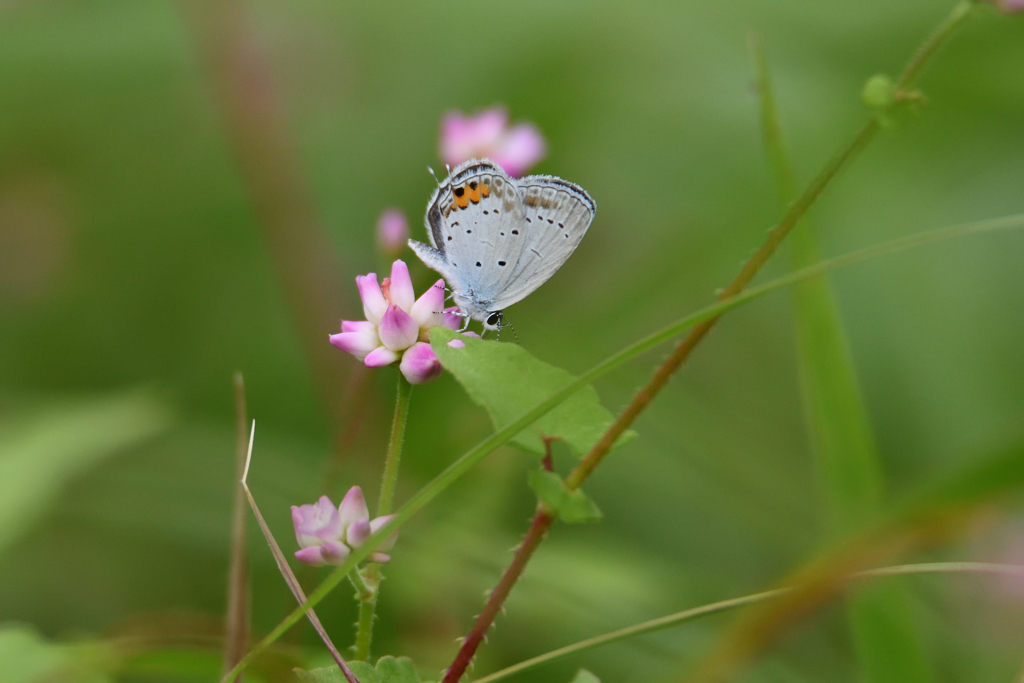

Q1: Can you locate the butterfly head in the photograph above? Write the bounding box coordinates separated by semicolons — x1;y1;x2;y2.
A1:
483;311;503;332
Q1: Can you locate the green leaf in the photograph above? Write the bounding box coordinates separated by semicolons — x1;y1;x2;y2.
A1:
430;327;633;457
569;670;601;683
751;40;931;683
0;390;173;557
0;625;115;683
295;657;427;683
374;656;423;683
528;470;602;523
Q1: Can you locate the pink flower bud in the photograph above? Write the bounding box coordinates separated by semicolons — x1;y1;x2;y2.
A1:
338;486;369;530
329;321;380;362
355;273;387;325
376;209;409;255
369;514;399;552
378;305;419;352
400;342;442;384
388;260;416;313
442;306;463;330
411;279;446;330
364;346;399;368
346;518;372;548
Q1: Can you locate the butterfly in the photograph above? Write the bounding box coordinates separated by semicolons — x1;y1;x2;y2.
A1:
408;158;596;331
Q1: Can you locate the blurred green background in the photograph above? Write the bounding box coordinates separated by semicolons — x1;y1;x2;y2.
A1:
2;1;1024;681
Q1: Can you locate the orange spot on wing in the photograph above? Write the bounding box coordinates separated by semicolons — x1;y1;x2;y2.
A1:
467;186;481;204
480;184;491;197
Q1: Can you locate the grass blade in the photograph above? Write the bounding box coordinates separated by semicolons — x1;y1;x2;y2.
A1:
224;373;251;680
240;422;362;683
751;35;931;683
471;562;1023;683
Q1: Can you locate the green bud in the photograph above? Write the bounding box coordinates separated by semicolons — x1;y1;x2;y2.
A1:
862;74;897;110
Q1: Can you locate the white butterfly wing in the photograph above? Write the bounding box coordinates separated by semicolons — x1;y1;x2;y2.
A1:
486;174;595;311
415;159;529;307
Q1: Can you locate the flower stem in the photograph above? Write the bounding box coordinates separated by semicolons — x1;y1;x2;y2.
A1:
378;374;412;517
351;372;412;661
349;568;377;661
441;440;557;683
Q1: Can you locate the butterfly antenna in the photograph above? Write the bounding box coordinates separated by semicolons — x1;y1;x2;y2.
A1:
427;166;443;192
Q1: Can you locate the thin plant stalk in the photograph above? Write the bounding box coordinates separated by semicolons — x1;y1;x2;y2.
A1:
751;30;932;683
240;421;362;683
223;373;251;680
443;4;976;680
220;208;1024;683
352;373;413;661
470;563;1024;683
442;440;558;683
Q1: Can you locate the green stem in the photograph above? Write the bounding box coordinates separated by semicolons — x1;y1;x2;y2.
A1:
470;562;1024;683
895;1;974;89
378;374;412;517
351;373;411;661
350;567;378;662
219;211;1024;683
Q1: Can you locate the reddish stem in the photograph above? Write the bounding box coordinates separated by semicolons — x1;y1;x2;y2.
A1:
443;512;554;683
442;439;558;683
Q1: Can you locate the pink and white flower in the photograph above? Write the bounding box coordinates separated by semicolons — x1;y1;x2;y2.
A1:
292;487;399;567
440;107;546;178
330;259;465;384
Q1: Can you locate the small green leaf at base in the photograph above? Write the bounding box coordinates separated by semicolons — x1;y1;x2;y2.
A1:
430;327;635;457
295;656;430;683
569;670;601;683
529;470;603;523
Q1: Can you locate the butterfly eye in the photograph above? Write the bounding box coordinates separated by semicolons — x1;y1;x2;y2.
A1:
486;312;501;327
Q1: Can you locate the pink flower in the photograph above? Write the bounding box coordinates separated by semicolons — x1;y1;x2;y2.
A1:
439;107;546;177
376;208;408;255
292;487;399;567
400;342;443;384
331;260;455;384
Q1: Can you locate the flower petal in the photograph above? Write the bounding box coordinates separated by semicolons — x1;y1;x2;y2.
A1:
369;514;400;551
338;486;369;531
295;546;327;566
442;306;463;330
440;108;508;166
291;496;343;546
321;540;351;566
329;331;380;362
492;123;546;177
364;346;399;368
356;273;387;324
346;518;372;548
370;552;392;564
388;260;416;313
376;209;409;255
447;339;465;349
341;320;376;334
378;305;419;352
400;342;442;384
411;279;446;329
